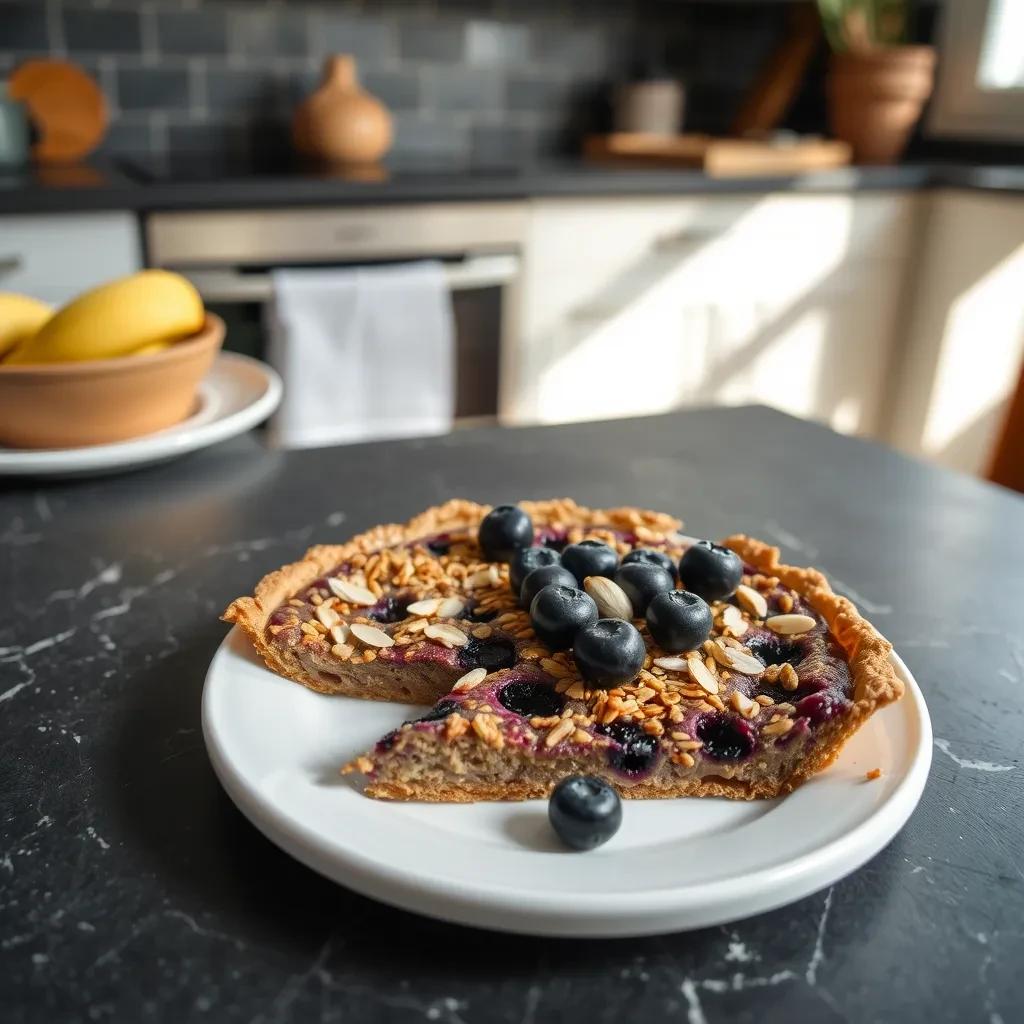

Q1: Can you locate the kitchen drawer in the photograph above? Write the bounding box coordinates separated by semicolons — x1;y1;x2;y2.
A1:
0;212;142;304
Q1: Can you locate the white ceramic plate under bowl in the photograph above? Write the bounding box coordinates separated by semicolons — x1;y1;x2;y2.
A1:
203;628;931;938
0;353;282;478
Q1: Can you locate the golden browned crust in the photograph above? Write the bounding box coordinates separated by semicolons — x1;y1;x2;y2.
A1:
223;498;681;698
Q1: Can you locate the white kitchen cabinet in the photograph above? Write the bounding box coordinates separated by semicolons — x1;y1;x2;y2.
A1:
511;193;918;437
0;211;141;305
883;189;1024;476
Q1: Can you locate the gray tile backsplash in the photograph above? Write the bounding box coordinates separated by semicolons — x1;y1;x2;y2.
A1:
0;0;806;170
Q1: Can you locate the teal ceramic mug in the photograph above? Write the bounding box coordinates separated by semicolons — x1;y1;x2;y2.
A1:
0;82;31;167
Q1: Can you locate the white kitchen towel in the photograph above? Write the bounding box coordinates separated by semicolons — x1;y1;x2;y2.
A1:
268;261;455;449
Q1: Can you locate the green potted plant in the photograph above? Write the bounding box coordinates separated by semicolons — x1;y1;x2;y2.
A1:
819;0;936;163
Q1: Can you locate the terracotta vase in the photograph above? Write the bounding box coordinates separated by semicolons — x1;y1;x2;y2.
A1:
827;46;936;164
292;55;392;165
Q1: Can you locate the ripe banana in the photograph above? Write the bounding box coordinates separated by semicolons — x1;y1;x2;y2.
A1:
0;293;52;359
5;270;204;365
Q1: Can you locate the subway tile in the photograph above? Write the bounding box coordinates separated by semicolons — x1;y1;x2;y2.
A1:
428;66;502;113
470;123;543;165
390;111;470;156
227;6;306;58
97;118;154;158
3;2;49;51
398;22;464;63
506;75;568;112
361;69;421;112
465;20;529;67
62;6;142;54
205;68;277;114
117;68;190;112
156;8;228;57
531;24;610;73
308;10;394;62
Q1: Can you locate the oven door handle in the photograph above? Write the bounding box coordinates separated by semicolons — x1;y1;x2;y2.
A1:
180;254;520;303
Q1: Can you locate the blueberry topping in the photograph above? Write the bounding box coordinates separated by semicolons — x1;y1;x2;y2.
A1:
426;536;451;556
795;691;846;725
529;584;598;651
560;540;619;584
678;541;743;602
498;680;565;718
377;729;400;752
370;594;412;624
548;776;622;851
600;720;660;776
416;699;460;723
573;619;646;686
645;590;712;653
478;505;534;562
465;605;499;624
458;637;517;672
746;634;804;667
614;562;674;615
696;713;756;760
622;547;676;578
520;564;577;609
509;545;561;595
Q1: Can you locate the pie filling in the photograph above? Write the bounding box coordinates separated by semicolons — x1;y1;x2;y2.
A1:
263;522;855;791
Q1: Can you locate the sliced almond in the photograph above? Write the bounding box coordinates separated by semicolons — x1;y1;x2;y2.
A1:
327;578;377;606
730;690;759;718
583;576;634;620
735;584;768;619
406;598;440;616
653;656;689;672
467;566;500;588
452;667;487;693
707;641;733;669
762;717;794;737
685;654;719;695
544;718;575;748
315;603;341;629
349;622;394;648
720;647;765;675
766;613;816;636
720;604;748;636
436;597;466;619
424;623;469;648
329;623;350;645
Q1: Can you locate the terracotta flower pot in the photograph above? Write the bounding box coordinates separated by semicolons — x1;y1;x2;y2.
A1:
827;46;936;164
292;55;392;166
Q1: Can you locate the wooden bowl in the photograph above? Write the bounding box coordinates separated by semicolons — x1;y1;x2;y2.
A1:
0;314;225;449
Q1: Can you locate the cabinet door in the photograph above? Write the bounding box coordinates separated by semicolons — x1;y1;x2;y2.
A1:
512;194;915;437
0;212;141;304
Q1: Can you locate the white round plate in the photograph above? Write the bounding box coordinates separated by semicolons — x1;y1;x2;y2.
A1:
203;629;931;937
0;353;282;478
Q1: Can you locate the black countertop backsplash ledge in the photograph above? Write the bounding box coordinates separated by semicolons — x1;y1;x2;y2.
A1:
1;405;1022;1023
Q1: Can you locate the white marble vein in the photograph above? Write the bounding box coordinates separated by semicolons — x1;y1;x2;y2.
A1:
934;739;1014;773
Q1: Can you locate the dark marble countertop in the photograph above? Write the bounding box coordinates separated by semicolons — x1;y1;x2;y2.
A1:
2;406;1022;1023
2;160;1023;216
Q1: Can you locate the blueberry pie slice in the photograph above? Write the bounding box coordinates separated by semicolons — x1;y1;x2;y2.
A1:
224;500;901;802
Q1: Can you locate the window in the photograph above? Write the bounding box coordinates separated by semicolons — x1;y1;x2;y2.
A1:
928;0;1024;140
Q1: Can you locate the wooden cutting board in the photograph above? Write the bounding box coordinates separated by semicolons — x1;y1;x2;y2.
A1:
584;133;851;178
9;59;108;163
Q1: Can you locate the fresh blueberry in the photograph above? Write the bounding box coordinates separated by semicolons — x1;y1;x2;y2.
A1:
478;504;534;562
696;712;756;760
510;545;561;595
370;594;411;624
573;619;646;686
549;775;622;851
614;562;674;615
622;547;676;578
794;691;847;725
600;720;660;776
415;699;460;723
426;536;451;556
498;680;564;718
646;590;713;652
560;540;618;584
529;584;598;651
458;636;517;672
520;564;577;609
678;540;743;602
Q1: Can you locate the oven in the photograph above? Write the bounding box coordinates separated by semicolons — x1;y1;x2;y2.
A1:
145;202;526;423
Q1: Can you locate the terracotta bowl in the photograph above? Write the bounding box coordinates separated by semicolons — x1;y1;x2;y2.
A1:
0;313;225;449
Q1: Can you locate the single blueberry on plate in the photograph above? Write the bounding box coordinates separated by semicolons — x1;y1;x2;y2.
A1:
600;720;660;776
573;619;646;686
478;504;534;562
519;563;577;609
498;680;564;718
622;547;676;578
549;776;622;851
458;636;517;672
509;545;561;595
529;584;598;651
678;540;742;602
560;540;618;584
614;561;674;615
696;712;756;760
646;590;712;652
